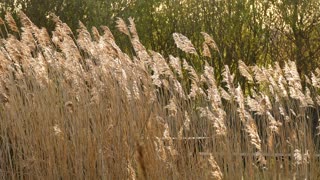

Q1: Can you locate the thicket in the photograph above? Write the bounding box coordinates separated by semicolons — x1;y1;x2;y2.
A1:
1;0;320;80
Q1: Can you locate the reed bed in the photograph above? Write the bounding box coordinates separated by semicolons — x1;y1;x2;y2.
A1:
0;12;319;179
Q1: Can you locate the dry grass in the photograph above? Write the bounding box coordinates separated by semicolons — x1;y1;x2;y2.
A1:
0;12;319;179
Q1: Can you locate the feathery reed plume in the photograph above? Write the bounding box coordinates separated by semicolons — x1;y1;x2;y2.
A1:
150;51;173;78
128;17;138;39
188;81;205;99
19;12;38;57
252;65;268;84
279;106;291;122
100;25;115;41
148;50;175;88
304;74;312;85
238;60;253;82
203;62;216;86
182;59;205;98
77;21;93;52
304;87;314;106
236;85;262;151
173;33;197;55
0;47;11;74
169;55;183;78
91;26;100;41
283;61;302;91
127;18;150;61
150;65;162;88
173;79;186;99
19;11;34;29
246;96;264;115
154;137;167;161
5;12;19;33
219;87;232;101
182;59;199;82
53;124;63;136
50;13;73;35
116;17;130;36
208;154;223;180
4;35;24;63
198;107;227;137
202;42;211;58
165;98;177;117
283;61;310;107
222;65;236;96
266;111;282;134
204;63;223;106
293;149;309;166
311;72;320;88
246;93;271;115
131;80;141;100
201;32;220;53
284;61;302;89
36;27;52;47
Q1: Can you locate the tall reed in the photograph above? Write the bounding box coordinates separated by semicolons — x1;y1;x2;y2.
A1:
0;12;319;179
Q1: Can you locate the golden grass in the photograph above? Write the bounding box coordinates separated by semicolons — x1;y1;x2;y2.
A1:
0;11;319;179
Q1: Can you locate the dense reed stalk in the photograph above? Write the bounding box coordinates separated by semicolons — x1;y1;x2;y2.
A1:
0;12;319;179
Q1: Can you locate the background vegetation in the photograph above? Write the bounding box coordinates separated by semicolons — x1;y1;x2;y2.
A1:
1;0;320;79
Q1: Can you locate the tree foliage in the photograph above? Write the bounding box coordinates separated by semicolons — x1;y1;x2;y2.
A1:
1;0;319;78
